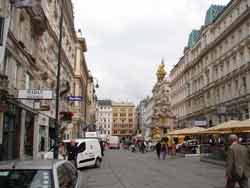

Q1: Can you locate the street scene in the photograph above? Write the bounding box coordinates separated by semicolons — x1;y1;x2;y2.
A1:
81;150;225;188
1;0;250;187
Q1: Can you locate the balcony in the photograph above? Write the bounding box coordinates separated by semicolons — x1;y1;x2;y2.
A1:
27;0;47;36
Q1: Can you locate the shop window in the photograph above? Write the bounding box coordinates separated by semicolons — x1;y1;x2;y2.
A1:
245;109;249;119
25;112;34;157
39;126;46;152
25;73;33;89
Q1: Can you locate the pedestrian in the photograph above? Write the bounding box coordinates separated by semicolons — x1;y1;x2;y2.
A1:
140;141;145;153
100;140;104;156
59;142;66;159
226;134;250;188
156;141;161;160
68;140;78;167
161;142;167;160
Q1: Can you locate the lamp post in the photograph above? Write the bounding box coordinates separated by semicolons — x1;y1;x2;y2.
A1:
54;0;64;159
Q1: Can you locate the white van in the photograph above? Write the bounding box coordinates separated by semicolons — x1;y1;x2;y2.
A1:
64;138;102;169
108;136;120;149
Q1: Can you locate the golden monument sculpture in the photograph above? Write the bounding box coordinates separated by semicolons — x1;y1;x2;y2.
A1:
156;60;166;82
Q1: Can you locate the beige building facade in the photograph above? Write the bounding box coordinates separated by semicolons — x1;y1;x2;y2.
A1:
0;0;89;160
112;102;136;138
170;0;250;128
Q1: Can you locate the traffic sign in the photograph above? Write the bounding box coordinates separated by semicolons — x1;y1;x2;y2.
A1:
67;96;83;101
18;90;53;100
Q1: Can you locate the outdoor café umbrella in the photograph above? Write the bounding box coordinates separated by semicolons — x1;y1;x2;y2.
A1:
168;127;206;136
198;120;243;134
218;119;250;132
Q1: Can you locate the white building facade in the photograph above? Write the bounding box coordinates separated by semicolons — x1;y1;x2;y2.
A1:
144;97;154;138
96;100;112;136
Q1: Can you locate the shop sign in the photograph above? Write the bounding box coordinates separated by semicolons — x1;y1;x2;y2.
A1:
18;90;53;100
14;0;33;8
67;96;83;101
194;120;207;127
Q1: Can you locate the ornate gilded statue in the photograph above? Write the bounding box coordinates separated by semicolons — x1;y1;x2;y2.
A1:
156;60;166;81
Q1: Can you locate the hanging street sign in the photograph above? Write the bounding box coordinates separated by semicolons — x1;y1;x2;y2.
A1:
67;96;83;101
18;90;53;100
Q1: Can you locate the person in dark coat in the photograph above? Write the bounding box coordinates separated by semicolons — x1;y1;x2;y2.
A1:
156;141;161;160
226;134;250;188
68;140;78;167
100;140;104;156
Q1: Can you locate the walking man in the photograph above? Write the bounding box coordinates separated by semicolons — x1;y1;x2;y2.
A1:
68;140;78;167
226;134;250;188
156;141;161;160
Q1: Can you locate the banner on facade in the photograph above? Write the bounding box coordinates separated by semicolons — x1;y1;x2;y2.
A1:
14;0;33;8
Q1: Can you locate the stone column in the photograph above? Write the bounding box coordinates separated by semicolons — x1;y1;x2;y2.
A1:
0;112;3;145
19;110;26;160
33;114;39;159
248;102;250;119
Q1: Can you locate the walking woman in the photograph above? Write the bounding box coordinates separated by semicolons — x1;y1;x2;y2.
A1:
161;142;167;160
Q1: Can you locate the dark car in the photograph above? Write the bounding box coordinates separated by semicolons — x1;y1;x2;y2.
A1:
0;160;85;188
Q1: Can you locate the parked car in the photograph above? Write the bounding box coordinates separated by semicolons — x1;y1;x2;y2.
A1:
0;160;84;188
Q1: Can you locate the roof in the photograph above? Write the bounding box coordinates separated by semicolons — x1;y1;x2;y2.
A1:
187;30;200;48
97;100;112;106
63;138;100;143
112;101;135;107
0;160;64;170
205;4;225;25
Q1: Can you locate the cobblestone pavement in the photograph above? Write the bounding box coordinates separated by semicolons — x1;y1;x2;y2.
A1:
79;150;228;188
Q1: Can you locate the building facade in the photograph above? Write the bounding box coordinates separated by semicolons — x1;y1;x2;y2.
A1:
112;102;136;138
144;97;154;139
86;73;98;128
0;0;88;160
137;97;150;136
65;30;89;140
170;0;250;128
96;100;112;136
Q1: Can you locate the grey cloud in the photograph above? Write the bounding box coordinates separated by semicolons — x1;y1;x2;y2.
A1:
74;0;231;103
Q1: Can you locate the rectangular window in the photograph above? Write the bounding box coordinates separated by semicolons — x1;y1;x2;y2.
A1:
25;73;32;89
0;17;4;45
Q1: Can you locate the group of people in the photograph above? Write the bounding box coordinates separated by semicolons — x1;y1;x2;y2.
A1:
129;139;154;153
155;140;177;160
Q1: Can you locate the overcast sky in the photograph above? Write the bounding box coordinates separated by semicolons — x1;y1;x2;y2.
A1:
72;0;230;104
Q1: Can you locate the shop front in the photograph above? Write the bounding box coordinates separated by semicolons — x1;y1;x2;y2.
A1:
36;114;49;159
0;103;21;161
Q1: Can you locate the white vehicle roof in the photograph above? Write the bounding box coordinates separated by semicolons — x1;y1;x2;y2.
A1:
63;138;99;144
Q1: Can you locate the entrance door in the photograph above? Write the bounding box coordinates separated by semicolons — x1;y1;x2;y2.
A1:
2;114;17;160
